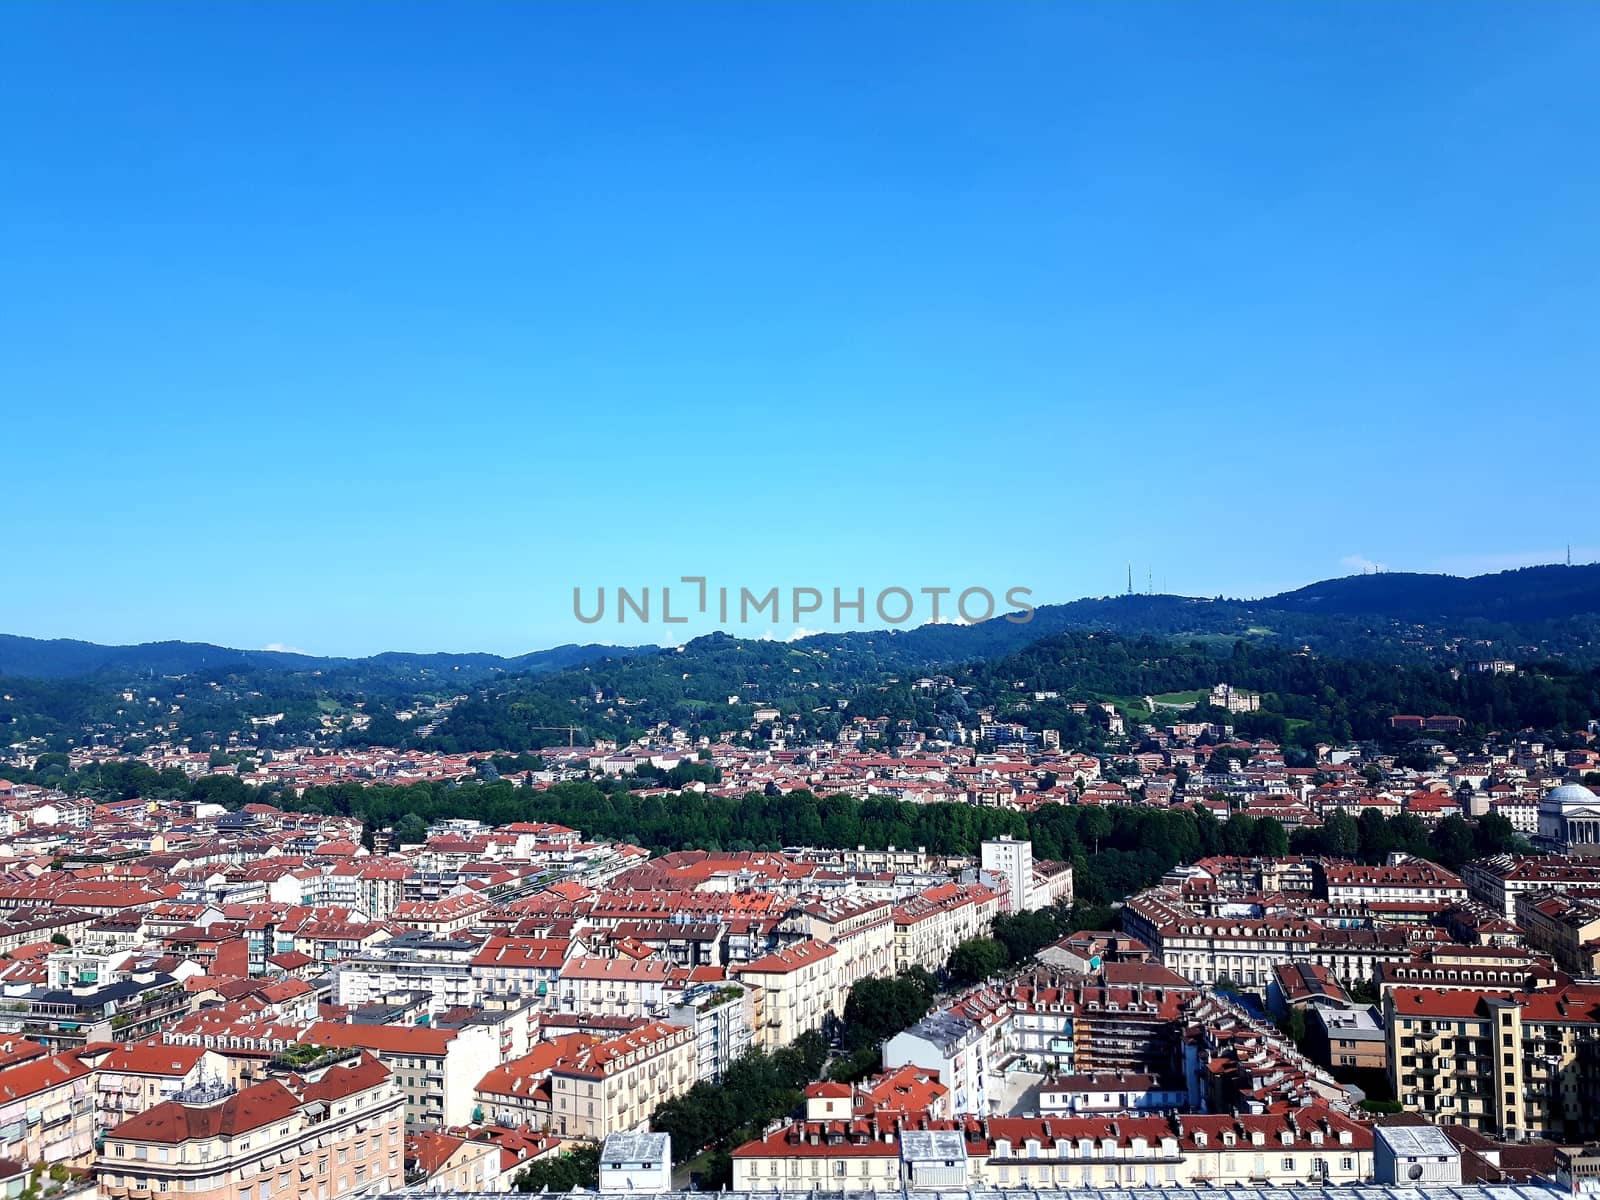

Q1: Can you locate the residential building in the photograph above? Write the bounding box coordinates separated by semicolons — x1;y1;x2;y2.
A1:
732;1108;1373;1192
332;932;479;1018
980;839;1033;915
1305;1004;1388;1072
78;1042;233;1133
302;1022;498;1130
1037;1073;1185;1115
1463;853;1600;920
94;1053;405;1200
734;941;841;1051
1384;983;1600;1140
668;983;754;1084
1514;889;1600;976
0;1051;95;1167
549;1022;696;1141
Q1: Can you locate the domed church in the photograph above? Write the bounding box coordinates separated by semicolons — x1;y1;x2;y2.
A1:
1535;782;1600;856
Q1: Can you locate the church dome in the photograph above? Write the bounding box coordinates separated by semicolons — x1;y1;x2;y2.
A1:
1546;783;1600;808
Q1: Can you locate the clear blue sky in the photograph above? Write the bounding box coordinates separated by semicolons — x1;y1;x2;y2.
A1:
4;2;1597;656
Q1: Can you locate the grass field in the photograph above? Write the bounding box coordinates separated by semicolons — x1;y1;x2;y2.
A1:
1150;689;1206;708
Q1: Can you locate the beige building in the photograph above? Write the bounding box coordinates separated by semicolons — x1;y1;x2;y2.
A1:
1385;982;1600;1141
1515;889;1600;976
556;957;674;1020
783;898;895;996
405;1129;502;1193
95;1053;405;1200
550;1021;696;1141
733;1109;1372;1192
78;1042;233;1134
891;884;1001;974
302;1022;498;1130
0;1051;95;1168
734;940;842;1051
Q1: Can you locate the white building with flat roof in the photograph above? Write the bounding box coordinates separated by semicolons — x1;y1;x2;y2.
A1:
980;837;1033;914
598;1132;673;1193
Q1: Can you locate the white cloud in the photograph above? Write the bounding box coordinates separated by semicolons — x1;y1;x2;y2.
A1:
786;626;823;642
261;642;312;655
1339;554;1387;575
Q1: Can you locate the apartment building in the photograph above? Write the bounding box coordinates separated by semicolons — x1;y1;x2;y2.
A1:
668;982;755;1084
471;936;570;1003
14;972;191;1051
1038;1073;1186;1116
1305;1005;1388;1072
1373;945;1558;995
77;1042;232;1133
549;1021;696;1140
980;838;1033;915
783;898;895;994
405;1130;502;1193
95;1053;405;1200
734;940;842;1051
331;932;478;1017
472;1033;599;1129
391;894;491;938
732;1109;1373;1192
1123;888;1424;988
1009;966;1195;1077
1317;860;1467;906
1514;889;1600;976
1384;983;1600;1141
0;1051;95;1167
1461;854;1600;920
891;884;1001;974
885;1008;1000;1118
301;1022;498;1130
557;957;675;1020
331;859;410;921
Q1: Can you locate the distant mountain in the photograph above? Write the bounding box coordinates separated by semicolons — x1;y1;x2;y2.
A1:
3;563;1597;683
0;635;650;682
1266;563;1600;622
801;563;1600;666
0;636;326;680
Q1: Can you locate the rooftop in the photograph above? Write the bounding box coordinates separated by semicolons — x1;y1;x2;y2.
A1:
396;1186;1563;1200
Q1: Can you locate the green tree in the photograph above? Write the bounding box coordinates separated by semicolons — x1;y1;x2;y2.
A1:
395;812;429;845
947;937;1007;985
514;1144;599;1192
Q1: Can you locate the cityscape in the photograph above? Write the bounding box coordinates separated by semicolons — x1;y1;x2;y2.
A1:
4;4;1599;1200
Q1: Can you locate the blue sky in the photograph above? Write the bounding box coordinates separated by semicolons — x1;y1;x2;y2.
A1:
3;1;1597;656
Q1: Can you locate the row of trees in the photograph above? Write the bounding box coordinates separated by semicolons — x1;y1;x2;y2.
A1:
262;780;1535;906
10;755;1527;902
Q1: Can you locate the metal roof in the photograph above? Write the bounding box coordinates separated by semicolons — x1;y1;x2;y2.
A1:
1375;1126;1459;1158
599;1132;671;1164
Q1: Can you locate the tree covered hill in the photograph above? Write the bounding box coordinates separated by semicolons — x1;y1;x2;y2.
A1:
4;564;1599;755
806;563;1600;667
1268;563;1600;622
0;634;649;682
5;563;1596;684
